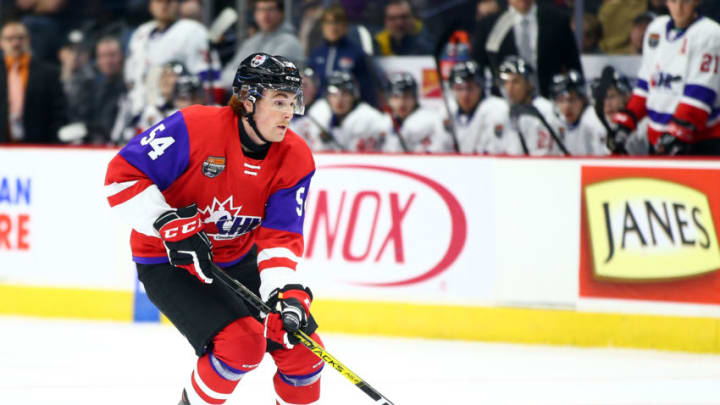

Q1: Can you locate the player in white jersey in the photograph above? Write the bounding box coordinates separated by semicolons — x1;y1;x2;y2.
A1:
498;56;566;156
306;71;393;152
385;72;454;153
550;70;610;156
590;65;650;155
612;0;720;155
446;60;512;154
124;0;219;119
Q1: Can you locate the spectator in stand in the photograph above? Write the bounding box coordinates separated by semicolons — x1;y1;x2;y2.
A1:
69;35;126;145
572;13;603;54
374;0;434;56
477;0;502;20
647;0;668;15
597;0;646;54
219;0;304;88
627;12;655;54
471;0;583;98
308;4;378;107
58;30;93;124
179;0;202;21
0;20;66;143
16;0;69;64
124;0;219;121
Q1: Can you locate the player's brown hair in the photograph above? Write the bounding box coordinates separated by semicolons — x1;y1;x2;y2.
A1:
228;94;248;117
321;4;348;24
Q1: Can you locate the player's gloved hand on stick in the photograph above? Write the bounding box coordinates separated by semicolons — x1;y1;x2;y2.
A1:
153;203;214;284
608;109;638;153
264;284;313;349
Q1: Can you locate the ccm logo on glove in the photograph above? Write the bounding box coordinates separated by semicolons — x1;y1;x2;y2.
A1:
160;217;204;241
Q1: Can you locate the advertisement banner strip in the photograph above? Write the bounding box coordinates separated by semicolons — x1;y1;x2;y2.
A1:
3;284;719;353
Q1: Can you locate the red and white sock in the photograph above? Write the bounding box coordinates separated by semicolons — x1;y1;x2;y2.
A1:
184;352;246;405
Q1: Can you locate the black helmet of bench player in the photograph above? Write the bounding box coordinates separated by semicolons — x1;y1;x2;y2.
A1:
326;70;360;99
550;70;586;99
387;72;418;98
448;60;483;85
498;56;535;82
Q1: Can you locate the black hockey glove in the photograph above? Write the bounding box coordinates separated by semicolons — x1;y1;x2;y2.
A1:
153;204;214;284
264;284;315;349
654;133;693;156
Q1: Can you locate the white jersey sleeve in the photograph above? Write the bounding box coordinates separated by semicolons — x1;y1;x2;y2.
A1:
505;97;563;156
333;103;392;152
396;107;454;153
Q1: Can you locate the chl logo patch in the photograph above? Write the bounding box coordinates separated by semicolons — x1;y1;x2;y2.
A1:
494;124;504;138
202;156;226;178
648;33;660;48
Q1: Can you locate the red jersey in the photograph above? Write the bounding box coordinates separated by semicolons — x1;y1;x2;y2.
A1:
105;105;315;297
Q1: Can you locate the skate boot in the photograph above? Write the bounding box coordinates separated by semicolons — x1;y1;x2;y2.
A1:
178;389;190;405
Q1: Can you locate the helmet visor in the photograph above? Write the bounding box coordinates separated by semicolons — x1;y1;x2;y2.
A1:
262;83;305;115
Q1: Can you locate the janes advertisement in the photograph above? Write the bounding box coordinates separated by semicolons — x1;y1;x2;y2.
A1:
579;166;720;304
301;160;477;300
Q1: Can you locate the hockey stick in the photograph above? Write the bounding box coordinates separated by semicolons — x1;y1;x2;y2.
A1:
209;263;395;405
510;103;571;156
304;112;347;151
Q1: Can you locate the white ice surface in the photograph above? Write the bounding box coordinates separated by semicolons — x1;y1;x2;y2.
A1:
2;316;720;405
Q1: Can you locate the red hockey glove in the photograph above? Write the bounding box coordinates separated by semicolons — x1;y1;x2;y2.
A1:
153;204;214;284
608;109;638;153
665;117;696;143
264;285;313;349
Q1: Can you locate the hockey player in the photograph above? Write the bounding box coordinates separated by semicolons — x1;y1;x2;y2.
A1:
307;71;392;151
447;60;511;154
498;56;564;156
385;72;454;153
591;65;649;155
124;0;220;119
612;0;720;155
550;70;610;156
105;53;323;405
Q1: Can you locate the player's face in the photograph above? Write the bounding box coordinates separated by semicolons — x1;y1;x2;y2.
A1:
252;90;296;142
503;74;532;105
328;90;355;116
254;1;283;32
667;0;700;28
603;87;629;118
554;92;584;124
389;92;416;119
452;81;482;113
149;0;179;25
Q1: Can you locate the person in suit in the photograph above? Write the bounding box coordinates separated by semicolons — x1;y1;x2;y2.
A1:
471;0;583;98
0;20;66;143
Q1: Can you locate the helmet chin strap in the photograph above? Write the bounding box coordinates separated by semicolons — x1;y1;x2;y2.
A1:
238;100;272;154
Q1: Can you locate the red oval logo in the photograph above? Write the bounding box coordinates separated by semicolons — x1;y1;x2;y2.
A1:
305;164;467;287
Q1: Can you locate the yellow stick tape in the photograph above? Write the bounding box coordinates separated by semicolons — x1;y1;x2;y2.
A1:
1;285;718;353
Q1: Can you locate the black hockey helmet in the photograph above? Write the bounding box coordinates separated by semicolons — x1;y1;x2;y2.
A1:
326;70;359;99
174;74;202;99
448;60;483;85
387;72;418;98
550;70;586;99
232;52;304;114
590;65;632;101
498;55;535;82
163;60;189;76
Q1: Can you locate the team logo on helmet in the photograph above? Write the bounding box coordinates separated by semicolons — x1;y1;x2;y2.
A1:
202;156;226;178
250;54;267;67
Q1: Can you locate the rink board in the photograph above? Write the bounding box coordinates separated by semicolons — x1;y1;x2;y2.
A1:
2;147;720;353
